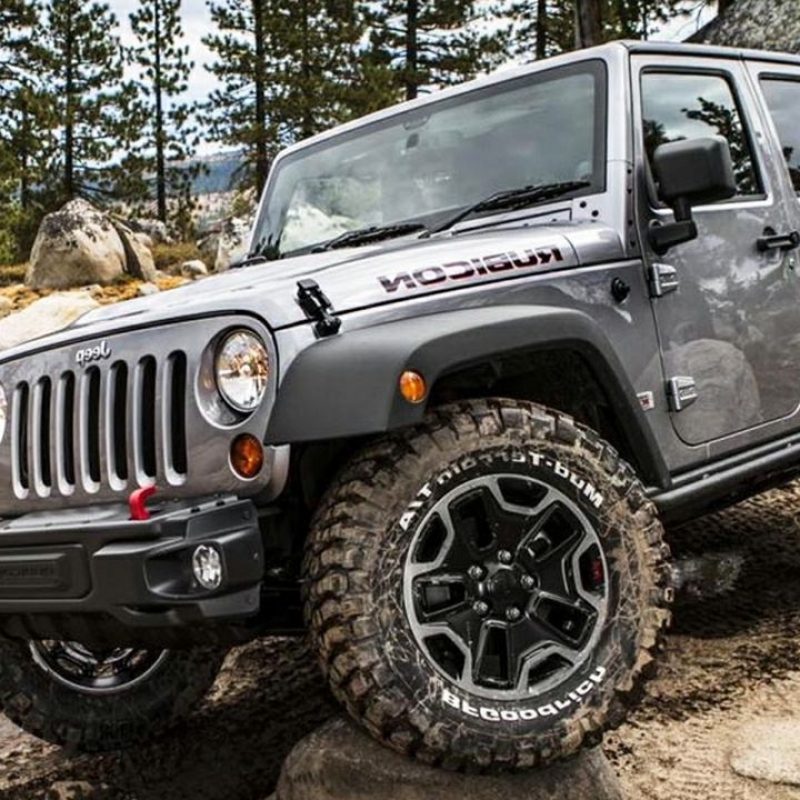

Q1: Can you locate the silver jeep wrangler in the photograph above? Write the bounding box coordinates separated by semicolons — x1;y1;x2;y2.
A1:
1;40;799;769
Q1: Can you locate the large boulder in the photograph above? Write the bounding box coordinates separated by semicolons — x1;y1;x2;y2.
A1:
0;292;99;351
273;717;624;800
27;199;128;289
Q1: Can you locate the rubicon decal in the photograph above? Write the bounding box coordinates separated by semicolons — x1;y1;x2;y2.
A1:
378;247;566;294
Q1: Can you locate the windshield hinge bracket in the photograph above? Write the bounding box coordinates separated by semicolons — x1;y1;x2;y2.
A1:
297;279;341;337
667;376;698;413
648;263;679;298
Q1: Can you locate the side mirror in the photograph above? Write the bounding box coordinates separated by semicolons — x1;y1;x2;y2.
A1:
649;135;737;254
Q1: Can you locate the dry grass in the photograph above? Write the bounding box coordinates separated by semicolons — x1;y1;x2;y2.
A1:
0;263;28;288
0;273;189;314
152;242;207;271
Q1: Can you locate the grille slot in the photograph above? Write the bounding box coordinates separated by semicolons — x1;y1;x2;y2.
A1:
32;377;53;496
108;362;129;486
11;383;30;497
165;352;188;481
56;372;76;493
81;367;102;491
137;356;158;483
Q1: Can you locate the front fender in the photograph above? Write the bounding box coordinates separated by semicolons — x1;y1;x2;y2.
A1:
266;305;667;485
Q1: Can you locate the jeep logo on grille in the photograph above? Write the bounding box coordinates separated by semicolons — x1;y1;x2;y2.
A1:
75;340;111;367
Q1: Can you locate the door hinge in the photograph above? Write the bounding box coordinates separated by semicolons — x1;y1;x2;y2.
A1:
297;279;341;337
667;376;698;412
648;263;679;298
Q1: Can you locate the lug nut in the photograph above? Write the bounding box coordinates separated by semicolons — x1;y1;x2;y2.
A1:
505;606;522;622
468;565;485;581
520;575;536;590
498;550;513;565
473;601;490;617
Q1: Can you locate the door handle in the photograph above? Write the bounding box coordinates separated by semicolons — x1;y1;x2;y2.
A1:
757;228;800;252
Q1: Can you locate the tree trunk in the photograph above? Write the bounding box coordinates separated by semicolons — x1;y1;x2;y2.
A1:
300;0;313;139
536;0;547;59
154;0;167;223
64;2;75;200
252;0;269;194
576;0;603;48
406;0;418;101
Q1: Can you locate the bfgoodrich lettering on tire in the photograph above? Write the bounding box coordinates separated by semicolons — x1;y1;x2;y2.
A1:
304;399;672;770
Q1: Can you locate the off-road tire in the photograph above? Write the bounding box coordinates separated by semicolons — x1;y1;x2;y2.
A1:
0;642;226;752
304;399;672;770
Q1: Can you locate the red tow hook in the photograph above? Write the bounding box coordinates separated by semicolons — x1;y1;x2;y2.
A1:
129;486;157;521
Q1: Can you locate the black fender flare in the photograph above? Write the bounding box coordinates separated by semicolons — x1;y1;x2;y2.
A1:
266;305;668;486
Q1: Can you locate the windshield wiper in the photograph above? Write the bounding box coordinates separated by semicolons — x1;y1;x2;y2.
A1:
312;222;428;253
425;180;592;237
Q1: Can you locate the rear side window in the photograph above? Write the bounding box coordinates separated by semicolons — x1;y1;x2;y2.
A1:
641;71;761;197
760;77;800;193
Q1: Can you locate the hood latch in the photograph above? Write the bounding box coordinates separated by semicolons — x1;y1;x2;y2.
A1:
297;279;341;337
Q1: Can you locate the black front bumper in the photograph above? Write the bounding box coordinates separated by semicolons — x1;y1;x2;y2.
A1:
0;497;265;646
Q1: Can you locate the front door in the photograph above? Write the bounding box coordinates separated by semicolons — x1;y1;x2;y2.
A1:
632;55;800;446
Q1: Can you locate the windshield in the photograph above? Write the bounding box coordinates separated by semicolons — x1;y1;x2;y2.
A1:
252;60;607;260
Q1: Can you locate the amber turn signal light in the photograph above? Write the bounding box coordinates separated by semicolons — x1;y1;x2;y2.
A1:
231;434;264;479
399;370;428;404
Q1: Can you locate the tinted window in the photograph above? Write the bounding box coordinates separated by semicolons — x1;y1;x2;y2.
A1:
760;78;800;193
641;72;760;197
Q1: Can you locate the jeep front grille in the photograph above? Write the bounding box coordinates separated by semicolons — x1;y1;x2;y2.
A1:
0;315;279;515
11;352;189;501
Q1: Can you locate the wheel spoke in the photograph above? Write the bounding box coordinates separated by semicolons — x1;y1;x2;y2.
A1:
531;593;598;648
448;486;506;558
413;572;469;623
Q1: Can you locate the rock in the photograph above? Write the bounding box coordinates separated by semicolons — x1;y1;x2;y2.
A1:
27;199;127;289
133;231;154;251
124;217;174;245
730;719;800;786
137;282;160;297
0;296;13;319
181;259;209;279
215;216;253;272
0;292;100;351
113;221;158;282
275;717;624;800
45;781;98;800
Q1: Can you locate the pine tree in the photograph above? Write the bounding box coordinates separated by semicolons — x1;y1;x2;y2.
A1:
204;0;367;193
40;0;130;203
510;0;685;62
204;0;278;194
125;0;196;224
0;0;55;259
366;1;508;102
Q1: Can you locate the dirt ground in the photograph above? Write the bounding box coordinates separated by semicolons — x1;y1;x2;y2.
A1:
1;484;800;800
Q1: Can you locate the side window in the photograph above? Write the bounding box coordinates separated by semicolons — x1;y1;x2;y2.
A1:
641;72;761;197
759;77;800;193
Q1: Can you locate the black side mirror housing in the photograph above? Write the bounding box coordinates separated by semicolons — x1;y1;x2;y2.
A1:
649;135;737;254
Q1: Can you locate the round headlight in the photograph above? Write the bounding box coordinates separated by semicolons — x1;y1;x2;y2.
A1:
0;384;7;444
215;330;270;413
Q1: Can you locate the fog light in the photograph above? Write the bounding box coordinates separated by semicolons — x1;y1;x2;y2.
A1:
231;434;264;479
192;545;223;591
399;370;427;404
